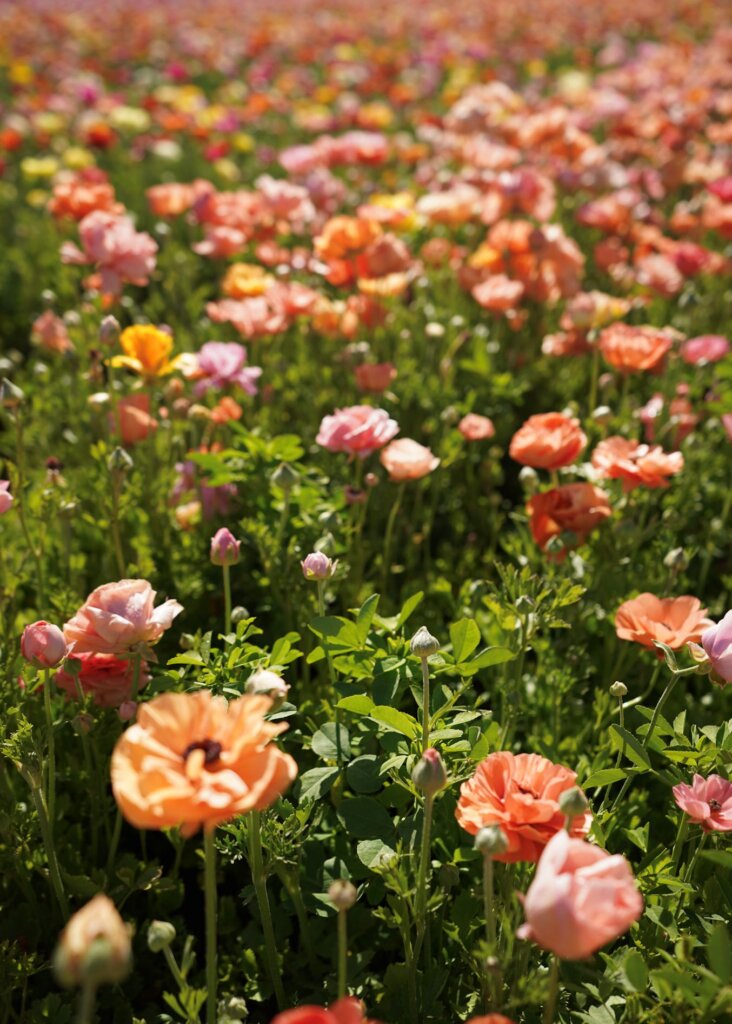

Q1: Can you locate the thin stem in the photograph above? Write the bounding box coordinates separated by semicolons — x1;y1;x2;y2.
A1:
543;955;560;1024
110;477;126;578
337;908;348;999
163;945;188;993
204;827;218;1024
317;581;342;771
248;810;286;1010
421;658;430;752
130;651;142;703
671;815;689;875
413;792;434;964
43;669;56;826
222;564;232;635
106;810;123;879
685;831;708;883
29;780;69;918
76;982;96;1024
381;484;405;597
483;856;495;948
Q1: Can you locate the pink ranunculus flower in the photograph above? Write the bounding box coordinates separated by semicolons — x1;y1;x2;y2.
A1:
0;481;13;515
31;310;73;354
458;413;496;441
54;652;150;708
517;830;643;960
192;342;262;397
380;439;440;481
680;335;730;366
316;406;399;459
60;210;158;296
673;774;732;832
210;527;241;567
700;610;732;685
21;621;69;669
63;579;183;657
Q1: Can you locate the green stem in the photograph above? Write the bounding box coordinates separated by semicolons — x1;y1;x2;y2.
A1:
543;955;560;1024
248;811;286;1010
110;477;126;578
381;484;405;597
337;908;348;999
421;658;430;752
483;855;495;948
222;564;232;635
163;945;188;993
106;810;123;879
130;651;142;703
413;792;434;964
43;668;56;827
76;982;96;1024
29;780;69;918
317;581;342;771
204;827;218;1024
610;667;676;813
685;831;708;883
671;815;689;875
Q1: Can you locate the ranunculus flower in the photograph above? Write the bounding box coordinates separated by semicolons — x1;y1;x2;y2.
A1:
270;998;380;1024
615;593;712;651
111;690;297;836
527;483;611;552
598;323;673;373
471;274;526;314
21;621;69;669
466;1018;516;1024
380;438;440;481
509;413;587;470
316;406;399;459
591;436;684;491
210;527;241;566
63;579;183;656
680;334;730;365
54;652;150;708
110;325;179;379
517;830;643;959
301;552;336;580
0;481;14;515
112;393;158;445
191;341;262;397
701;611;732;684
673;774;732;831
354;362;397;393
53;894;131;988
31;310;73;354
458;413;496;441
456;751;592;863
60;209;158;296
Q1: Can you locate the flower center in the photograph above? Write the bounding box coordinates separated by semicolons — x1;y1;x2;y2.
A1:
183;739;222;766
709;799;722;811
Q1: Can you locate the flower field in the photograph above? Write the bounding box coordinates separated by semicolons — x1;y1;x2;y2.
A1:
2;0;732;1021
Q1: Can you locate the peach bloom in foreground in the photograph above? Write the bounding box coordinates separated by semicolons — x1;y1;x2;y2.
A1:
458;413;496;441
21;621;69;669
673;774;732;831
527;483;611;552
316;406;399;459
112;393;158;445
270;999;380;1024
598;323;673;373
591;436;684;491
456;751;591;863
31;310;73;354
509;412;587;470
615;594;712;651
49;175;123;221
63;579;183;656
54;652;150;708
517;830;643;960
111;690;297;836
380;438;440;481
54;893;131;987
60;210;158;296
110;325;179;379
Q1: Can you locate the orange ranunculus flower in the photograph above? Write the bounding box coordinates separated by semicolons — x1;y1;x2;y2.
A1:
112;393;158;445
592;436;684;491
314;216;382;262
110;325;179;379
598;323;673;373
615;594;713;652
509;412;587;470
456;751;591;863
527;483;611;551
111;690;297;836
222;262;275;299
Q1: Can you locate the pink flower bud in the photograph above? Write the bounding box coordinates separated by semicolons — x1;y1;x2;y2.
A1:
0;481;13;516
300;552;336;580
210;527;241;567
21;621;69;669
118;700;138;722
411;748;447;796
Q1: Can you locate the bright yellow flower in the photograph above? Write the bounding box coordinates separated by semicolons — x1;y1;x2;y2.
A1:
110;326;179;379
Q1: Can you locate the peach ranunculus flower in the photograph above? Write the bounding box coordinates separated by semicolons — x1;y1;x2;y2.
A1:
591;437;684;491
270;998;381;1024
471;275;526;314
380;438;440;482
527;483;611;552
112;393;158;445
110;325;179;379
354;362;398;394
509;412;587;470
316;406;399;459
456;751;592;863
673;774;732;832
458;413;496;441
598;323;673;373
222;262;275;299
614;593;713;651
54;652;150;708
63;579;183;657
517;830;643;960
111;690;297;836
31;310;74;354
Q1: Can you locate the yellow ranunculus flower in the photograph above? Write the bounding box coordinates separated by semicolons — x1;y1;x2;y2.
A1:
222;263;274;299
110;326;179;379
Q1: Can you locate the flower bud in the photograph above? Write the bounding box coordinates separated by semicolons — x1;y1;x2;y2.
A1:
245;669;289;711
609;680;628;698
0;377;24;408
210;527;241;567
328;879;357;911
410;625;440;659
147;920;176;952
271;462;299;493
223;996;248;1021
20;620;68;669
53;894;132;988
518;466;539;493
474;825;509;858
118;700;137;722
231;606;250;624
591;405;613;424
558;786;590;821
412;747;447;796
107;446;133;475
99;315;121;348
663;547;689;572
300;551;336;580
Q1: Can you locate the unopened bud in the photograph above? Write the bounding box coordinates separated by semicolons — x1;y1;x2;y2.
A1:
147;920;176;952
231;606;250;624
301;551;336;580
609;680;627;698
328;879;357;911
245;669;289;711
411;748;447;796
474;825;509;858
559;786;590;821
410;625;440;659
0;377;24;408
99;315;121;348
591;405;613;424
518;466;539;493
53;894;132;988
107;446;133;474
663;547;688;572
210;527;241;567
271;462;299;493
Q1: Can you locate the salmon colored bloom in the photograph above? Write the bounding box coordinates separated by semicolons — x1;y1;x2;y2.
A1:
471;275;525;314
60;210;158;296
31;310;73;354
598;323;673;373
110;326;179;379
354;363;397;393
509;413;587;470
63;579;183;656
458;413;496;441
517;830;643;960
615;594;713;651
380;438;440;481
317;406;399;459
270;998;380;1024
527;484;611;552
54;652;150;708
111;690;297;836
673;774;732;831
314;216;382;261
466;1018;516;1024
592;437;684;491
456;751;591;863
113;393;158;445
49;176;122;221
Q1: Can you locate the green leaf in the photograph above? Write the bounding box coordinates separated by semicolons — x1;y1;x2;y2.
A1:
610;725;652;770
347;755;384;794
357;838;397;870
708;923;732;982
371;705;419;739
338;798;394;839
623;949;649;992
311;723;352;761
298;767;339;803
702;850;732;869
652;640;678;673
397;591;424;628
356;593;380;643
455;647;515;676
449;618;481;663
583;768;628;790
338;695;375;715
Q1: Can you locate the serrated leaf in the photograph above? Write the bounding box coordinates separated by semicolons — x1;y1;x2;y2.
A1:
623;949;648;992
357;838;397;870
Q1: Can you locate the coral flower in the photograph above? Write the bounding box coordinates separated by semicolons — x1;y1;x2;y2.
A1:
316;406;399;459
111;690;297;836
380;438;440;481
60;210;157;296
270;998;380;1024
110;326;179;379
54;652;150;708
63;579;183;656
517;830;643;960
456;751;592;863
527;484;611;552
509;413;587;470
614;594;712;651
459;413;496;441
31;310;73;354
598;323;673;373
354;362;397;393
113;393;158;445
673;774;732;831
591;437;684;491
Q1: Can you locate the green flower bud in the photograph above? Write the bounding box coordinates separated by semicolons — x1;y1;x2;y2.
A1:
558;786;590;820
147;920;176;953
410;625;440;659
474;825;509;858
609;680;628;698
411;748;447;796
328;879;357;911
107;446;133;475
271;462;299;493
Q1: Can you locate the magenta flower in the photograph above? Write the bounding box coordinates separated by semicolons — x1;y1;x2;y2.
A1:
193;342;262;397
701;611;732;685
673;774;732;832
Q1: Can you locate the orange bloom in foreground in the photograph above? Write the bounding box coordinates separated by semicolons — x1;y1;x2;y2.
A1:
111;691;297;836
598;323;673;373
615;594;713;651
527;483;611;552
592;436;684;491
509;412;587;470
456;751;591;863
110;325;179;379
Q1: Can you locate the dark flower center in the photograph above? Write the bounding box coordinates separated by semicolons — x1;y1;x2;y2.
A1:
709;799;722;811
183;739;222;766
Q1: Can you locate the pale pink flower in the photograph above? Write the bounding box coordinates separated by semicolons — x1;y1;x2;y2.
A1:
380;439;440;481
60;210;158;295
21;621;69;669
680;335;730;365
0;481;13;515
191;342;262;397
673;774;732;832
316;406;399;459
31;311;73;354
63;579;182;656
